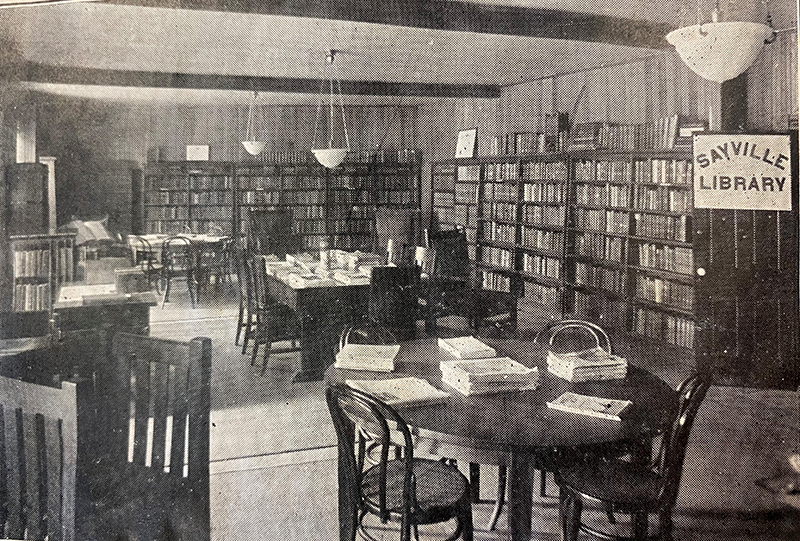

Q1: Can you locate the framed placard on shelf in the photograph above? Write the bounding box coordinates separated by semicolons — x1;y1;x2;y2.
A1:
455;128;477;158
186;145;210;161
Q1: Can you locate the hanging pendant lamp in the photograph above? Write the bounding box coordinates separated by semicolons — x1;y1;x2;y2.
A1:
312;50;350;169
242;90;266;156
666;0;776;83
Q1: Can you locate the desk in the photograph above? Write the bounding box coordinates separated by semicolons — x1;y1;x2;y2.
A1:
326;338;677;541
263;272;368;382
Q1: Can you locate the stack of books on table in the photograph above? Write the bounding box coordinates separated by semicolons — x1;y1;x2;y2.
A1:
286;272;338;288
547;347;627;382
438;336;497;359
345;377;450;408
335;343;401;372
547;392;632;421
440;357;539;396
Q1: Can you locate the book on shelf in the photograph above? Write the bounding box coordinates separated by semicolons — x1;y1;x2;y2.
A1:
335;343;401;372
438;336;497;359
547;392;632;421
547;347;628;382
345;377;450;407
440;357;540;396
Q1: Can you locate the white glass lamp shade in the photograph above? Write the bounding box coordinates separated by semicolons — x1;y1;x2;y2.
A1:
312;148;349;168
242;141;266;155
666;21;774;83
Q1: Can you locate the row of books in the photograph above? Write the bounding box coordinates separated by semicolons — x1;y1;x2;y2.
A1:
635;185;692;213
634;275;694;310
521;227;563;252
633;213;690;242
636;243;693;274
522;253;561;279
547;347;627;382
484;201;517;222
484;181;518;201
634;308;695;349
574;262;627;293
575;232;626;261
485;222;516;244
567;117;705;152
523;181;564;203
522;205;566;227
481;246;514;268
14;247;74;281
240;190;281;205
13;283;51;312
481;270;513;293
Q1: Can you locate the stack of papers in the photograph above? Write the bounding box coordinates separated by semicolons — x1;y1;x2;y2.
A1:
286;253;319;272
348;251;383;270
332;270;370;285
335;343;401;372
286;273;338;288
345;377;450;408
438;336;497;359
547;392;632;421
441;357;539;396
547;347;628;382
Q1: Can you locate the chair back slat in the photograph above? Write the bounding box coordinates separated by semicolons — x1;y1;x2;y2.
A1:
148;360;171;471
111;333;210;487
0;377;77;541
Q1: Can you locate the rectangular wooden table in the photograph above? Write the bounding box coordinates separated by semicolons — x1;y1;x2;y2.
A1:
262;272;369;382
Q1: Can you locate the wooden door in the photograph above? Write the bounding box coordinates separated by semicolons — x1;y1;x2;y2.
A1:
693;132;799;390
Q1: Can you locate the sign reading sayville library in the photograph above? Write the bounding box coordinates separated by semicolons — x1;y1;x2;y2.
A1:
693;134;792;210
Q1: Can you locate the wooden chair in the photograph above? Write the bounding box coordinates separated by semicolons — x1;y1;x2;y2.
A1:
0;376;77;541
557;372;712;541
368;265;420;342
327;383;473;541
234;248;254;349
68;331;212;541
161;235;197;308
424;228;518;336
197;237;232;293
249;255;301;374
374;207;418;264
127;234;163;293
247;208;298;257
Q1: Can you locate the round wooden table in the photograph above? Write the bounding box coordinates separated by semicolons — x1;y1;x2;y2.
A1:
326;337;678;541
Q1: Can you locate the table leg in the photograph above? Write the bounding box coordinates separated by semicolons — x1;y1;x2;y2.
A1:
293;311;326;382
508;450;535;541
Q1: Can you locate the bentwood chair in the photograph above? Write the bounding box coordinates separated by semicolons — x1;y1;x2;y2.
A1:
161;235;197;308
127;235;163;293
557;372;711;541
483;320;616;531
327;384;473;541
248;255;301;374
0;376;77;541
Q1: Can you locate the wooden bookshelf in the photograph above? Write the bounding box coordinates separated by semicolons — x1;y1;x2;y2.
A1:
431;147;695;348
143;151;421;252
2;233;77;313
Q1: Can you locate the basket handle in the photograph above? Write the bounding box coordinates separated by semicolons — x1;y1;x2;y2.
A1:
538;320;611;355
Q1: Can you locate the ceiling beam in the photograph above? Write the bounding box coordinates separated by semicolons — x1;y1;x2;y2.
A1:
110;0;670;49
25;63;502;98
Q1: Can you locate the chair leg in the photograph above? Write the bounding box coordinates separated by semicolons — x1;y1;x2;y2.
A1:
468;463;481;503
251;327;260;366
460;493;474;541
632;510;649;541
561;489;582;541
235;298;245;346
260;339;272;375
162;272;171;308
487;464;507;531
540;469;547;497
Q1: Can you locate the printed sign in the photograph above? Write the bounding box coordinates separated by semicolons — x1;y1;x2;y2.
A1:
694;134;792;210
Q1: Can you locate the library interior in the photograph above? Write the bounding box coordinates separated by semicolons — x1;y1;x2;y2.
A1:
0;1;798;541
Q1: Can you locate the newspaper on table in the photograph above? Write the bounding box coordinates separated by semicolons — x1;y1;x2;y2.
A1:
345;377;450;407
335;343;401;372
547;391;632;421
547;347;627;382
441;356;539;395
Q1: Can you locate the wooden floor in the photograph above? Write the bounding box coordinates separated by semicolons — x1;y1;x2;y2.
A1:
151;286;800;541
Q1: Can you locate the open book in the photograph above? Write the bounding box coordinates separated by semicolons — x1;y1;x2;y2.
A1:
438;336;497;359
547;392;632;421
345;377;450;408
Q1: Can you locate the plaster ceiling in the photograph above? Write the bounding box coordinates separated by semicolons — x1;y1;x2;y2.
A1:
0;0;795;104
